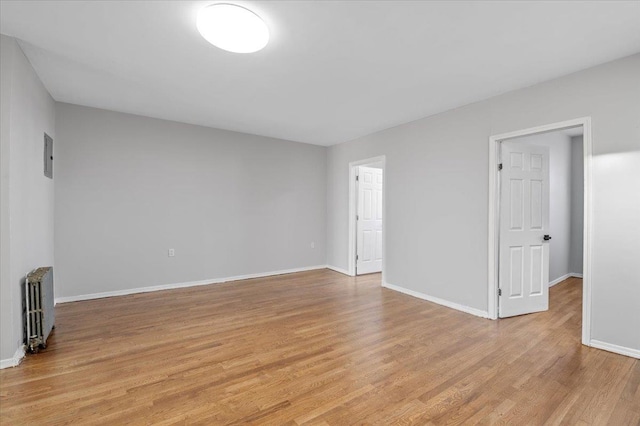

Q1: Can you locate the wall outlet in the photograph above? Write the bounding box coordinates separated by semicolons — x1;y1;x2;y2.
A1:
310;241;315;249
168;249;175;257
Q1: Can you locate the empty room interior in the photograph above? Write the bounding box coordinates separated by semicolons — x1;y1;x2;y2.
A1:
1;1;639;424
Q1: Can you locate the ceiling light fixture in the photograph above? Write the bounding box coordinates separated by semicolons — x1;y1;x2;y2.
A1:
196;3;269;53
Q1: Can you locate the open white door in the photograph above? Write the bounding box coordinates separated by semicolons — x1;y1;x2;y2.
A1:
356;166;383;275
499;141;550;318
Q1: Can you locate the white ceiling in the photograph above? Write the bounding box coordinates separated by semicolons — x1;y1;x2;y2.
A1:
1;1;639;146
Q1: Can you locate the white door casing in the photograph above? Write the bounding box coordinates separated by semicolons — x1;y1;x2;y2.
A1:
499;141;550;318
356;166;383;275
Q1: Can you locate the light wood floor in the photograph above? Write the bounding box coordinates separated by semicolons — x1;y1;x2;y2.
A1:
0;271;638;425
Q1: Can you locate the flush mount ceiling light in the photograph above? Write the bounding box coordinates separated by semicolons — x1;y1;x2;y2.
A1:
197;3;269;53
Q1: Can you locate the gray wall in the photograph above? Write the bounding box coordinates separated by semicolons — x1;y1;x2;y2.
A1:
570;136;584;274
54;104;326;299
326;54;640;351
0;35;56;362
518;132;573;283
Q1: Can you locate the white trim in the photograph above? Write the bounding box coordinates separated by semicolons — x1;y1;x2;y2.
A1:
487;117;593;347
383;281;489;319
55;265;327;304
0;345;25;370
326;265;351;276
348;155;386;278
581;118;593;346
549;274;572;288
548;273;583;288
590;340;640;359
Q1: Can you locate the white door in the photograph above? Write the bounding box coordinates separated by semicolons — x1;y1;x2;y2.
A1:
499;142;550;318
357;166;383;275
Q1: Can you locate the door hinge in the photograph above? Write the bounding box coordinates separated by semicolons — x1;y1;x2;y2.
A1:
498;288;502;296
356;255;359;260
356;175;359;181
498;163;503;171
356;214;359;220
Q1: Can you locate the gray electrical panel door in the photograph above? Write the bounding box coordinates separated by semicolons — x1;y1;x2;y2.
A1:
44;133;53;178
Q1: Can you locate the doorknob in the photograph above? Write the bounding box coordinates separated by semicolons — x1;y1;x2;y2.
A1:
543;235;552;241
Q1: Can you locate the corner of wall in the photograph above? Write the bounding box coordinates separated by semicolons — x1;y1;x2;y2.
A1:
0;345;26;370
382;280;490;319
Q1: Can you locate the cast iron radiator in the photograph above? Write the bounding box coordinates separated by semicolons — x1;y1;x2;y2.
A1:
24;266;55;353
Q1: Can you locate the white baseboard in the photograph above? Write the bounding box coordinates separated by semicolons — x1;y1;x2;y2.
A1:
590;339;640;359
382;281;489;319
549;273;571;287
55;265;328;304
549;273;583;287
326;265;351;276
0;345;25;370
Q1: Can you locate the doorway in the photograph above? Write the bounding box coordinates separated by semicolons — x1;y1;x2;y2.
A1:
348;156;386;277
488;118;592;345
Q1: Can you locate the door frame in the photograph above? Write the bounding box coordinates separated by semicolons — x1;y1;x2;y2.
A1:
348;155;386;278
487;117;592;346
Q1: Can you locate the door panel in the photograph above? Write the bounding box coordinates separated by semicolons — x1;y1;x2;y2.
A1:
357;166;383;275
530;246;543;295
499;142;550;318
510;179;524;230
508;246;524;297
530;179;543;229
